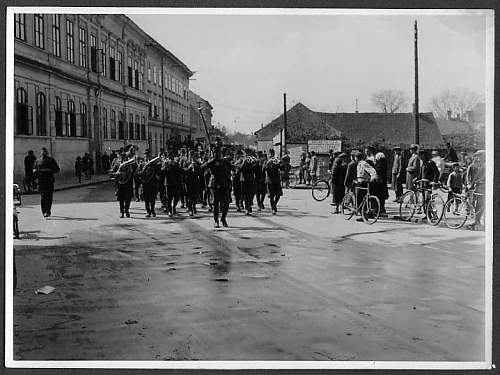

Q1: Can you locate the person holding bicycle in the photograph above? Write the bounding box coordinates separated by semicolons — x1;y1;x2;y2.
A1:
466;150;485;230
414;150;440;218
355;151;378;221
446;162;463;207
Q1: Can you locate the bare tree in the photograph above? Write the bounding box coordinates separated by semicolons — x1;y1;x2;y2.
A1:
429;87;481;119
371;90;408;113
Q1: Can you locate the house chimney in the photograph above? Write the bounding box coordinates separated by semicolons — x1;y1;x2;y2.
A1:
447;110;452;120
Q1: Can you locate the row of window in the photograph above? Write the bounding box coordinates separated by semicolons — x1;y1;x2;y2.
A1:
15;87;147;141
15;14;189;100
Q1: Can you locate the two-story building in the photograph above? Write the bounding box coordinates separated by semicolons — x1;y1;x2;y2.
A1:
13;13;193;181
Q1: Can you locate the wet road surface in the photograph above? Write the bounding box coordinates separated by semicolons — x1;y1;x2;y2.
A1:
12;183;485;361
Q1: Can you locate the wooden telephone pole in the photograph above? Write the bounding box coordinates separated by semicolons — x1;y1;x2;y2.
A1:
414;20;420;145
282;93;287;158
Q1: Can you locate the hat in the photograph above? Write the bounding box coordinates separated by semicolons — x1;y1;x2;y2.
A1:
350;149;359;155
393;146;402;151
431;150;439;155
410;144;419;150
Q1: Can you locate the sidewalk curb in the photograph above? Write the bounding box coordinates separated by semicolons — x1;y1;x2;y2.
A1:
55;178;111;192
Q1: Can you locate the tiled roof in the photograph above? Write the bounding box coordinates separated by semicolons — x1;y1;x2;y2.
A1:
255;102;444;148
435;118;476;136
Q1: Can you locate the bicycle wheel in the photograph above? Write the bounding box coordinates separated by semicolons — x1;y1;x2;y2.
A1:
341;193;356;220
288;173;298;189
361;195;380;224
426;194;445;226
312;180;330;201
443;197;469;229
399;190;417;221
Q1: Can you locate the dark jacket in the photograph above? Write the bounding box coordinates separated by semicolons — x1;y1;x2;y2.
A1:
263;159;282;184
344;160;357;189
419;160;440;183
34;156;60;189
331;157;347;185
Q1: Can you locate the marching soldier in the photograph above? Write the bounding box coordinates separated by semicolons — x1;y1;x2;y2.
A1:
33;147;60;217
183;150;201;216
263;149;283;215
178;148;189;209
239;151;257;215
201;147;232;228
232;150;244;212
255;151;267;211
162;151;184;217
137;149;161;218
110;149;137;218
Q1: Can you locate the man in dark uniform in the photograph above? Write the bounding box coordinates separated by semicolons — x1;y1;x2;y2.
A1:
255;150;267;211
239;152;256;215
33;147;60;217
158;148;167;209
344;150;359;193
183;150;201;216
137;149;160;217
178;148;188;208
110;150;136;218
24;150;37;192
232;150;244;212
162;151;184;217
330;152;347;214
263;148;283;215
202;147;232;228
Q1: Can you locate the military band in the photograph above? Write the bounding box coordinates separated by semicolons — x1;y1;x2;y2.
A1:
108;144;285;226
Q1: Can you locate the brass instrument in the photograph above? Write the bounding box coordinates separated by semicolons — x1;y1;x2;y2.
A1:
137;156;161;183
114;157;137;185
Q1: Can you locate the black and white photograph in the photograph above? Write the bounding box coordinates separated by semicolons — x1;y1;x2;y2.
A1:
4;6;495;370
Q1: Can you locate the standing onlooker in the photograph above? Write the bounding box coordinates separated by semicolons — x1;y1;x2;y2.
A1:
24;150;37;193
431;150;445;180
281;151;291;188
33;147;60;217
444;142;459;163
309;151;318;185
374;152;389;216
446;162;463;210
417;150;440;217
406;144;420;191
344;150;358;193
466;150;485;230
391;147;404;202
75;156;84;183
305;152;312;185
299;152;307;185
364;146;376;167
330;152;347;214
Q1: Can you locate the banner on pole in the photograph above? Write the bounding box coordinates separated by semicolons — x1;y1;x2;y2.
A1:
307;140;342;154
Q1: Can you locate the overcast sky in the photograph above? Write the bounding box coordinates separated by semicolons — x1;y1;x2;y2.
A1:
129;11;491;134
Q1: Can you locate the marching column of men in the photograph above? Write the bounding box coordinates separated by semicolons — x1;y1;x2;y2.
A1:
108;144;286;228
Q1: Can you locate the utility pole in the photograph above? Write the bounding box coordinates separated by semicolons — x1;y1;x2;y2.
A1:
414;20;420;145
282;92;287;158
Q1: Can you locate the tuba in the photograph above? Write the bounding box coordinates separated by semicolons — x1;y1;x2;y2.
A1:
137;156;161;183
114;157;137;185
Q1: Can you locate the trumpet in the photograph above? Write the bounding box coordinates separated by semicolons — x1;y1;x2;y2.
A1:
137;156;161;183
114;156;137;185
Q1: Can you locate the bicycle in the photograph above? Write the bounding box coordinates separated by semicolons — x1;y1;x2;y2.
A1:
399;179;445;225
341;180;380;224
282;166;299;189
442;187;482;229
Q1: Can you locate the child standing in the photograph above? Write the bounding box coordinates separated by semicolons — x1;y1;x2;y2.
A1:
447;162;463;208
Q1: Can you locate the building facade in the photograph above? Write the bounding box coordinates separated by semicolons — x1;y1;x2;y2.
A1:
13;13;193;181
188;90;213;144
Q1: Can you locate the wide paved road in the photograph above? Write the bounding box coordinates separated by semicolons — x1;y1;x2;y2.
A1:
12;182;485;361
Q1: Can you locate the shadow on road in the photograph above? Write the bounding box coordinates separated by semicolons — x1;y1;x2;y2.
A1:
47;216;99;221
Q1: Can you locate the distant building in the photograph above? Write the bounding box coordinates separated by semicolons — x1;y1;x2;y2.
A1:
188;90;213;145
255;102;444;152
435;107;485;150
13;13;193;182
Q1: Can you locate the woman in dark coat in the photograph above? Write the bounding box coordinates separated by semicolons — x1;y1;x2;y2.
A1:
374;152;389;215
330;153;347;214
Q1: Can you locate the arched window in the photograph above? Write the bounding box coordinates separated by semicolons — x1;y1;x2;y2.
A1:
135;114;140;140
16;87;32;135
118;111;124;140
110;110;116;139
36;92;47;136
128;113;134;140
80;103;87;137
141;116;146;141
54;96;63;136
67;99;76;136
102;107;108;139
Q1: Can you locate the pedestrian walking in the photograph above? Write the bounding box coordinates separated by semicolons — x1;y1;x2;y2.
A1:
33;147;60;217
406;144;420;191
110;150;137;218
239;152;257;215
75;156;84;183
183;151;201;216
391;147;404;202
263;149;283;215
255;151;267;211
24;150;37;192
330;152;347;214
